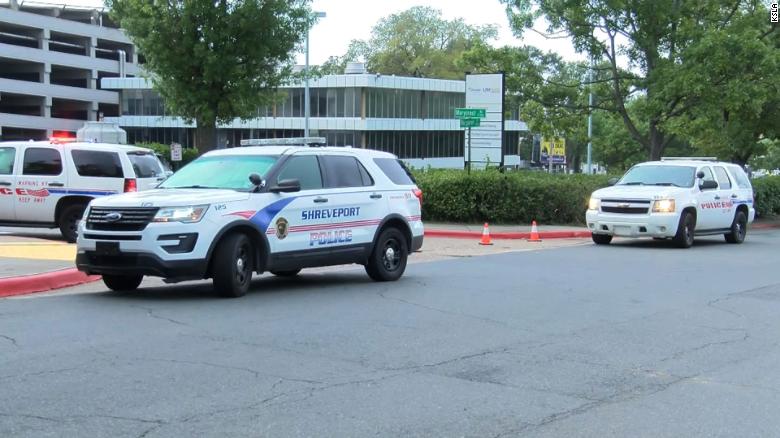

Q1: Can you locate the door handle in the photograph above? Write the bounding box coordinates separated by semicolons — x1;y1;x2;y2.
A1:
313;197;328;203
0;181;11;186
730;194;738;199
48;182;65;187
714;195;721;200
370;193;383;199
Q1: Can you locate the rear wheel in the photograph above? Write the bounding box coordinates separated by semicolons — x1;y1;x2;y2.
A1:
271;269;301;277
365;228;408;282
58;203;86;243
673;211;695;248
724;210;747;244
591;233;612;245
212;233;253;298
103;274;143;292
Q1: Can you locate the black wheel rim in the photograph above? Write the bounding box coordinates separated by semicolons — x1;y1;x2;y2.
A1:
235;244;249;285
68;214;80;236
382;238;402;272
685;217;694;245
736;216;746;239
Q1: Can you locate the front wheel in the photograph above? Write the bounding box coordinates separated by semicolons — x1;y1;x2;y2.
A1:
103;274;143;292
212;233;253;298
673;211;695;248
365;228;408;282
591;233;612;245
58;204;86;243
724;211;747;244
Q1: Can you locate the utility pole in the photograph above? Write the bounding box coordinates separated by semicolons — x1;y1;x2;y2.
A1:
587;60;593;174
304;11;326;138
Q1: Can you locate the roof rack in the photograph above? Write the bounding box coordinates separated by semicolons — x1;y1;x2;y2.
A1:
240;137;327;147
660;156;718;162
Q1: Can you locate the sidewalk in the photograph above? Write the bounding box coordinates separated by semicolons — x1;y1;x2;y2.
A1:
0;229;98;297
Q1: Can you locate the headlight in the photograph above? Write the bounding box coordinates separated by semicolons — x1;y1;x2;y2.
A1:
652;199;675;213
152;205;209;223
588;197;600;211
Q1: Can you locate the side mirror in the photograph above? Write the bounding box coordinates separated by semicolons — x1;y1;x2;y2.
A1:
607;177;619;186
696;170;705;179
269;178;301;193
699;180;718;190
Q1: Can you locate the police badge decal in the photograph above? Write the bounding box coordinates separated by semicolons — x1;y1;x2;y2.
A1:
275;217;289;240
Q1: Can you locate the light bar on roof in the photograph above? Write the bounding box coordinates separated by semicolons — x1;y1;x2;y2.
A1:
240;137;327;147
660;157;718;162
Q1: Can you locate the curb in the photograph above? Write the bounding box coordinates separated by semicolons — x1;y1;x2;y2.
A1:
0;268;100;298
752;222;780;230
425;229;592;240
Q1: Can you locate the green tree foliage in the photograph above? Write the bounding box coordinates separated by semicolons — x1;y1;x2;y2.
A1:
501;0;778;161
106;0;312;153
336;6;497;79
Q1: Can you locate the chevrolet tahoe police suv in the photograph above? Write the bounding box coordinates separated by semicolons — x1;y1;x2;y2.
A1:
0;139;167;242
586;158;755;248
75;139;424;298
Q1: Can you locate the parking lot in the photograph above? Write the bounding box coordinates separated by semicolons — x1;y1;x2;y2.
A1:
2;229;780;437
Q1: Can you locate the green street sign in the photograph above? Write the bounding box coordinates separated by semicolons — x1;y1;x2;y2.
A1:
454;108;486;119
460;118;481;128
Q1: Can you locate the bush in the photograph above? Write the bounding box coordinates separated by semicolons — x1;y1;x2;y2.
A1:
135;142;199;167
413;169;611;225
753;176;780;217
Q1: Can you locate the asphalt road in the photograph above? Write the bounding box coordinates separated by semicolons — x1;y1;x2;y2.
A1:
2;231;780;437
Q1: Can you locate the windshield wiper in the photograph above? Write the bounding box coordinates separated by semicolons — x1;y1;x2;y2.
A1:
620;182;644;185
652;182;682;187
168;185;218;189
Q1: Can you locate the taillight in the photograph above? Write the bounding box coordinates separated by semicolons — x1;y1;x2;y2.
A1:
412;188;423;206
124;178;137;192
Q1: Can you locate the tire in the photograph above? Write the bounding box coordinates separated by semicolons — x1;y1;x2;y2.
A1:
103;274;143;292
271;269;301;277
365;227;408;282
724;210;747;244
212;233;253;298
591;233;612;245
673;211;695;248
58;203;87;243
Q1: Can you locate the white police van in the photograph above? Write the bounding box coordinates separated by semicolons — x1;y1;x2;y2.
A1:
0;139;167;242
76;138;424;297
586;158;755;248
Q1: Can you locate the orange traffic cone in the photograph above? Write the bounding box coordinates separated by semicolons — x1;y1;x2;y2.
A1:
479;222;493;245
528;220;542;242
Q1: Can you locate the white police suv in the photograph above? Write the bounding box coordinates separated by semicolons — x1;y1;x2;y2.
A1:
586;158;755;248
76;138;424;297
0;139;167;242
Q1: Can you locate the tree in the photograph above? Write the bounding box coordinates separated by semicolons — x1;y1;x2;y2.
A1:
340;6;497;79
107;0;312;153
502;0;778;161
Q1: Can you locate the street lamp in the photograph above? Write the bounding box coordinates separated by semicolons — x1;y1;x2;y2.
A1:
305;11;326;138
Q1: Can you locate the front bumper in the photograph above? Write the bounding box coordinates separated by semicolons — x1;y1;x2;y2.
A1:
586;210;680;238
76;251;207;278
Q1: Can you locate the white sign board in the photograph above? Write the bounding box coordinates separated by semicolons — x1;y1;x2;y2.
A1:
465;73;504;167
170;142;182;162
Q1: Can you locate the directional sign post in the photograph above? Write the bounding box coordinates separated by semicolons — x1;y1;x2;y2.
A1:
454;108;487;173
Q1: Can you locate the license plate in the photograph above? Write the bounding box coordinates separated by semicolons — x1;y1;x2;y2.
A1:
95;241;121;256
613;226;632;236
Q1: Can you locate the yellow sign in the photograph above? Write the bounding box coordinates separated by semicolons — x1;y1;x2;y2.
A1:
541;137;566;157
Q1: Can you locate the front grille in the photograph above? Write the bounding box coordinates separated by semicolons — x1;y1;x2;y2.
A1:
600;199;651;215
86;207;158;231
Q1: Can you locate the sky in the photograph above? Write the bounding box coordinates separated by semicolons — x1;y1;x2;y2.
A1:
49;0;585;66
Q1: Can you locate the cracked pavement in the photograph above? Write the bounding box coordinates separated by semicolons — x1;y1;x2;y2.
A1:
2;230;780;437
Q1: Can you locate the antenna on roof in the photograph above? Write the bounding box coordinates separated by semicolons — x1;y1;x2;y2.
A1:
239;137;327;147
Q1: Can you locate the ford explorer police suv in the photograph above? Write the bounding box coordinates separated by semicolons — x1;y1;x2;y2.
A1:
76;138;424;298
586;158;755;248
0;139;167;242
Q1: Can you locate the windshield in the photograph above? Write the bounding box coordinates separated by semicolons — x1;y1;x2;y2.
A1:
159;154;278;190
618;165;696;188
127;152;165;178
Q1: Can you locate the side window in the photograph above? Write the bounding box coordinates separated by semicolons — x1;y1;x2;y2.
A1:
713;166;732;190
373;157;416;185
23;148;62;176
729;166;751;189
0;147;15;175
71;150;123;178
699;166;716;184
277;155;323;190
321;155;372;188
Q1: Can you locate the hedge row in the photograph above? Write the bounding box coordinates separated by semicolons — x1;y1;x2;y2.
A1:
413;170;780;224
753;176;780;217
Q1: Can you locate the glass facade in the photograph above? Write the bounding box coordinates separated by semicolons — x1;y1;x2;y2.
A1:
366;131;464;159
365;89;464;119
